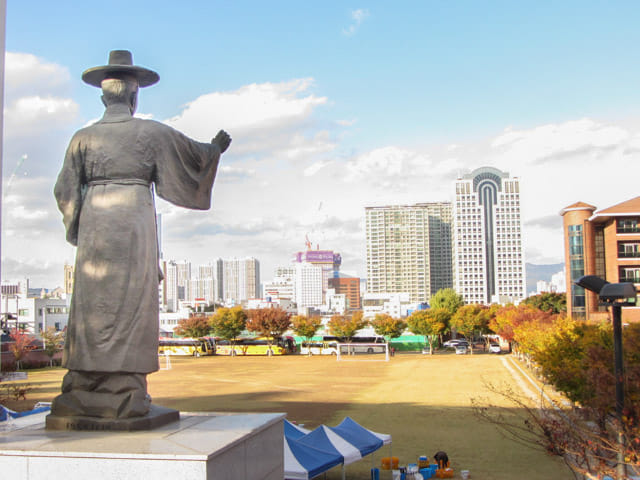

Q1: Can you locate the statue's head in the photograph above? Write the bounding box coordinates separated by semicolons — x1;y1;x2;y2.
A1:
82;50;159;115
100;74;139;114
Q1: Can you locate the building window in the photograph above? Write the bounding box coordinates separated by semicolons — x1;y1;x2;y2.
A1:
617;218;640;234
618;242;640;258
619;267;640;283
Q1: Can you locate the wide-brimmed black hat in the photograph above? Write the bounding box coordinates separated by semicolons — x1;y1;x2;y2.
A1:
82;50;159;88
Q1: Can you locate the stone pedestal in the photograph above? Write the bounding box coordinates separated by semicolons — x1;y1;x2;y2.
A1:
45;404;180;431
0;411;284;480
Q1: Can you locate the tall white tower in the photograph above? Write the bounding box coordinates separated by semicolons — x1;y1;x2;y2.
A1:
453;167;525;304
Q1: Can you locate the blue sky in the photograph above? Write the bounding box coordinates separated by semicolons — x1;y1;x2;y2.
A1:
4;1;640;289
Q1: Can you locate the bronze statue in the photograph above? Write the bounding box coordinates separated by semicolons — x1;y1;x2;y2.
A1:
50;50;230;427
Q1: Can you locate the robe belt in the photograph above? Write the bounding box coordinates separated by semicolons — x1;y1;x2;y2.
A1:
87;178;150;187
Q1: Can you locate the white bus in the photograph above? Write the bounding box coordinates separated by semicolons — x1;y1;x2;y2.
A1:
299;340;340;355
299;335;387;355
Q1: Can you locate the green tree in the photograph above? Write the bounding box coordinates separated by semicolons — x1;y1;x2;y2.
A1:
246;308;292;350
407;309;446;354
41;327;65;367
174;315;212;338
369;314;407;342
291;315;322;355
450;304;491;354
209;306;247;354
430;288;465;317
522;292;567;314
327;313;367;342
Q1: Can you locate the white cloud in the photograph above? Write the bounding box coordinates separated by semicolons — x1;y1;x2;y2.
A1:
304;161;331;177
343;8;370;36
344;146;431;185
492;118;629;165
165;79;328;156
4;95;78;137
3;52;79;177
5;52;71;98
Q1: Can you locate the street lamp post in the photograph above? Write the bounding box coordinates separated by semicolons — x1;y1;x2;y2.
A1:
575;275;636;480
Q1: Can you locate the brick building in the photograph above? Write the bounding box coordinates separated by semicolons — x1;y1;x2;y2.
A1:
328;276;361;311
561;197;640;322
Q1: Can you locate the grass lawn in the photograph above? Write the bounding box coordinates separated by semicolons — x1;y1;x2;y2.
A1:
5;353;571;479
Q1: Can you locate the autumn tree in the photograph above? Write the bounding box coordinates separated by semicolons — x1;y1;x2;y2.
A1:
511;309;558;361
406;309;446;354
490;303;548;351
9;329;36;370
450;304;491;354
174;315;212;338
291;315;322;355
430;288;464;317
474;320;640;479
522;292;567;314
369;314;407;342
209;306;247;352
41;327;65;367
246;308;292;349
327;313;367;342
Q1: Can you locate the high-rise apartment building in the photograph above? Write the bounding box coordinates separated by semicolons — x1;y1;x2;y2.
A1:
453;167;525;304
163;261;179;312
561;197;640;322
365;203;452;303
196;260;222;304
223;257;260;306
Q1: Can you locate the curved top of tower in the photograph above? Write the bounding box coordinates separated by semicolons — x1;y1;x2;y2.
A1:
458;166;511;193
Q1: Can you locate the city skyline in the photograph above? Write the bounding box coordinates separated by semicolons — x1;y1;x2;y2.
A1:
3;2;640;288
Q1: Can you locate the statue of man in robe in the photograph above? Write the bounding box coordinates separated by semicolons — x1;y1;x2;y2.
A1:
50;50;230;424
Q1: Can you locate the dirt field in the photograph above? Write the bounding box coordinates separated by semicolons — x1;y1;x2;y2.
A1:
5;353;571;479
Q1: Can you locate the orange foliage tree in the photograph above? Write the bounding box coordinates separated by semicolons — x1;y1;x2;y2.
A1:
174;315;212;338
9;329;36;370
246;308;292;347
327;313;367;342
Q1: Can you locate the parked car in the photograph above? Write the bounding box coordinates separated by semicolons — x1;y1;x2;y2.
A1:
455;344;468;355
489;343;501;354
443;339;468;348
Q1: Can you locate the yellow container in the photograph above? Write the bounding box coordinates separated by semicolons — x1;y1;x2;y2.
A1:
418;456;429;469
382;457;400;470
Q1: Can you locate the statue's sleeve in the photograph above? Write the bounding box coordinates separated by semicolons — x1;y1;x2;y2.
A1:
152;122;221;210
54;132;85;246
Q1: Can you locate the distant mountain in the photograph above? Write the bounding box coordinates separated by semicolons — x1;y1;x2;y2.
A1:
525;263;564;294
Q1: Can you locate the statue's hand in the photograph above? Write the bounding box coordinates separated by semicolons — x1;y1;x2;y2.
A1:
212;130;231;154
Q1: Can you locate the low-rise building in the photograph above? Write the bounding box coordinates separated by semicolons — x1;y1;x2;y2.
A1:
362;292;411;319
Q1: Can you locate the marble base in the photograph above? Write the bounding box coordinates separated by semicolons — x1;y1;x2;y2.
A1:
0;411;285;480
45;404;180;431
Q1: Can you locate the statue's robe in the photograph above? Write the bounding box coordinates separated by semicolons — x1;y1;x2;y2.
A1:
54;106;220;374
